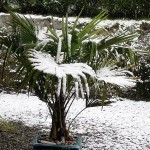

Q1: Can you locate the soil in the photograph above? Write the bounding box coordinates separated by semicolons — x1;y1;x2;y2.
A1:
0;120;77;150
0;120;42;150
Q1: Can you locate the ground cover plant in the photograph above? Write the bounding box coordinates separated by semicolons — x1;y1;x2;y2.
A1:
0;5;142;144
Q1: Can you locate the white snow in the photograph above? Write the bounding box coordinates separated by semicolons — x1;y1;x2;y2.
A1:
62;76;67;95
0;13;9;16
56;37;63;63
1;13;150;29
57;78;62;97
0;93;51;127
0;93;150;149
37;27;48;41
67;34;72;56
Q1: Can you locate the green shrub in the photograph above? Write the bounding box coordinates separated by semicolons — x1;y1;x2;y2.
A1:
134;56;150;100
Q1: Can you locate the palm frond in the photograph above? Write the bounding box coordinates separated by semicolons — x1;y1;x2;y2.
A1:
96;66;136;87
97;34;136;51
78;11;107;40
4;5;37;44
28;49;95;97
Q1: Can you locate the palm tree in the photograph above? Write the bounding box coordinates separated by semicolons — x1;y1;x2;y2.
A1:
0;5;138;141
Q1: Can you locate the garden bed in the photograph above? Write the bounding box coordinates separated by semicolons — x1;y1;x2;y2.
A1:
0;120;41;150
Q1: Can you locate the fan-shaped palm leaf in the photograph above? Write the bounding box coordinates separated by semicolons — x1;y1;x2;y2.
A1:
96;66;136;87
28;49;95;97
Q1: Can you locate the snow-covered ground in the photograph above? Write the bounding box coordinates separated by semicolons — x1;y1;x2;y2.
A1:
0;93;150;150
1;12;150;29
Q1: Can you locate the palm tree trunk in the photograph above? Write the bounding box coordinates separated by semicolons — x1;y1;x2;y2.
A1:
49;92;68;141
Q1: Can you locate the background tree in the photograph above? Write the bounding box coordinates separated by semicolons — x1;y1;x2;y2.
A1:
1;0;150;18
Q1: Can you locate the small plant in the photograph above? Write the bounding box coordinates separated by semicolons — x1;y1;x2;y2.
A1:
0;119;17;133
0;5;139;143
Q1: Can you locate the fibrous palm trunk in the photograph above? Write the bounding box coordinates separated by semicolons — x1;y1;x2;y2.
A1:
49;92;68;141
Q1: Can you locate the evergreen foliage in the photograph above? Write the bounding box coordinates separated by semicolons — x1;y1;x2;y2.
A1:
0;0;150;18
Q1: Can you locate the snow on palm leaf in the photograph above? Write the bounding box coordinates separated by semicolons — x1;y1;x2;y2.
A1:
28;49;95;97
96;67;136;88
